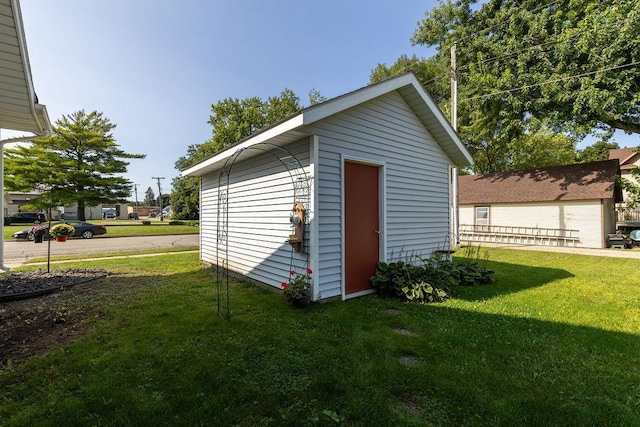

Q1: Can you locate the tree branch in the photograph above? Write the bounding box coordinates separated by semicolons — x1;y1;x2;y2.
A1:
604;120;640;135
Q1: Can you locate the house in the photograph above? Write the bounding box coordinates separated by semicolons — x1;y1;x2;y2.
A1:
458;160;623;248
0;0;53;269
183;73;472;301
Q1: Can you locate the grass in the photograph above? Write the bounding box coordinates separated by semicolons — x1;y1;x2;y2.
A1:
22;245;199;264
1;248;639;425
3;221;199;240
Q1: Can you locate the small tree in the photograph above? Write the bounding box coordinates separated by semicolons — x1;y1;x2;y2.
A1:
143;187;156;206
4;110;145;221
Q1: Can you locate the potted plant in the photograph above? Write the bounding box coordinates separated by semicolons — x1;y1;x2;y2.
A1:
29;225;47;243
281;268;312;307
49;223;75;242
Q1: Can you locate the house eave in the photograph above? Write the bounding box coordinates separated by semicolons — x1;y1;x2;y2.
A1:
0;0;52;138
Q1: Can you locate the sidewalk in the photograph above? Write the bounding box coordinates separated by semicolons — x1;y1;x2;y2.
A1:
476;243;640;259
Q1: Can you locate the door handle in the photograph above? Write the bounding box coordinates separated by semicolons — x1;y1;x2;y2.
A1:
374;230;381;235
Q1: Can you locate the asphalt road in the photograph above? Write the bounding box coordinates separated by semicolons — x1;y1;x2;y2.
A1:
2;234;199;267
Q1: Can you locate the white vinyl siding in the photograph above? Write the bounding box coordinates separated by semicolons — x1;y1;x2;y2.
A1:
460;200;609;248
310;91;452;298
197;89;458;300
199;139;311;289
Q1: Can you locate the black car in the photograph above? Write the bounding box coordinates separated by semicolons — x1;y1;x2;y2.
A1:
12;221;107;240
6;212;47;224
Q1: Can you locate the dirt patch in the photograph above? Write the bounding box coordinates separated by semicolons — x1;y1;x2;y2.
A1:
398;354;421;367
0;269;122;370
393;328;418;337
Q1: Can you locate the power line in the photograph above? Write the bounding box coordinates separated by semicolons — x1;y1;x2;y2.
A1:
461;60;640;102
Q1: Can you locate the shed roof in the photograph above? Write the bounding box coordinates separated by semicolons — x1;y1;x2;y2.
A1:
0;0;51;138
459;160;623;205
183;72;472;177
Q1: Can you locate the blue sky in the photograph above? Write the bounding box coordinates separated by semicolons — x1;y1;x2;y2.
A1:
19;0;436;198
18;1;637;199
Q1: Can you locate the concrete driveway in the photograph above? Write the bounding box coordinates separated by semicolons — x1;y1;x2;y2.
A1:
3;234;199;267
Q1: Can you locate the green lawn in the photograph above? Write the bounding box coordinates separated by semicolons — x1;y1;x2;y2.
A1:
1;248;639;425
3;221;199;240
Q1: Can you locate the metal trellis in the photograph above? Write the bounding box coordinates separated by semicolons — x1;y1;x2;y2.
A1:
215;142;311;320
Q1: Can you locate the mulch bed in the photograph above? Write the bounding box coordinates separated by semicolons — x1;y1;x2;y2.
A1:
0;269;109;302
0;269;112;369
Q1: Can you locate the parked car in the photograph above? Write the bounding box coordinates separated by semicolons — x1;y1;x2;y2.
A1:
128;212;139;220
102;209;116;219
12;221;107;240
5;212;46;224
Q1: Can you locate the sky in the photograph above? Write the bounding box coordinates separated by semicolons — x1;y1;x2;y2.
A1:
17;0;437;200
15;1;638;200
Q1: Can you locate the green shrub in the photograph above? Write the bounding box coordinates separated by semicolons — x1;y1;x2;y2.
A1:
370;261;450;303
435;260;496;286
370;253;495;303
169;220;185;225
142;220;151;225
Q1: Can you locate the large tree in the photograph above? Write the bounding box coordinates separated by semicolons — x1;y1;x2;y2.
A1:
4;110;145;221
171;88;303;220
372;0;639;173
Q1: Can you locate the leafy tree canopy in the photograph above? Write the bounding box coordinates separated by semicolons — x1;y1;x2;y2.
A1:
4;110;145;221
372;0;640;173
576;140;620;163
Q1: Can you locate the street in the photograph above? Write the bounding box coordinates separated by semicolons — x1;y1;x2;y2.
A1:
2;234;199;268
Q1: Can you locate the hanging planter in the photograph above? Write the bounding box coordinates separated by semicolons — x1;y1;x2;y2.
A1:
49;223;75;242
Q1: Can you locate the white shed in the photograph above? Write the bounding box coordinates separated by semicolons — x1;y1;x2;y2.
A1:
184;73;472;301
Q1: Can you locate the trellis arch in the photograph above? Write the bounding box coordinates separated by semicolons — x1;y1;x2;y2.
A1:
216;142;311;320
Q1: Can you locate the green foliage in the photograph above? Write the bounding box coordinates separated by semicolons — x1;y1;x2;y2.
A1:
4;110;145;221
402;281;449;303
618;166;640;209
169;176;199;220
175;88;302;172
576;140;620;163
143;187;156;206
370;260;451;303
371;251;495;303
373;0;640;173
141;220;151;225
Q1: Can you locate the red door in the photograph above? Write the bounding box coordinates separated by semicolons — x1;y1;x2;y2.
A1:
345;161;380;295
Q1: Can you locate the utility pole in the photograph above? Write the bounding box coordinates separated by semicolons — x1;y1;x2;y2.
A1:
451;43;459;247
133;184;139;215
152;176;165;221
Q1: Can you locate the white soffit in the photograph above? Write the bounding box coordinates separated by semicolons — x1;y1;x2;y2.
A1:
0;0;52;138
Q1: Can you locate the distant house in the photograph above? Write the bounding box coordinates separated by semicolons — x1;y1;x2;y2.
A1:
184;73;472;301
458;160;623;248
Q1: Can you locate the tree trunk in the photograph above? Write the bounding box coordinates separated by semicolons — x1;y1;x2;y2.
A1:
77;200;86;222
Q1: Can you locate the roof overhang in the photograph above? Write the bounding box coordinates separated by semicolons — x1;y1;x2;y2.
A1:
183;72;472;177
0;0;52;141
